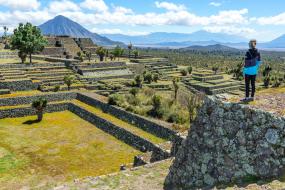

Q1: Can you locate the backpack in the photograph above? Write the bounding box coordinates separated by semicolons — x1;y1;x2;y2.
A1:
244;50;259;68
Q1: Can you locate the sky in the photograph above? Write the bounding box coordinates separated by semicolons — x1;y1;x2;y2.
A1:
0;0;285;42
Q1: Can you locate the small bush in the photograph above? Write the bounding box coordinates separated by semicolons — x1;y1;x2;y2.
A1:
180;69;188;76
108;94;124;105
144;72;153;84
129;88;139;97
53;85;60;92
187;66;193;74
153;73;159;82
167;112;187;124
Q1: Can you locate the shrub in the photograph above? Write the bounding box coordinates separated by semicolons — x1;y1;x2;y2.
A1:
64;75;75;91
129;88;139;97
148;95;164;118
144;72;153;84
108;94;124;105
134;75;143;88
153;73;159;82
167;112;187;124
212;66;219;74
54;85;60;92
32;98;47;121
187;66;193;74
180;69;188;76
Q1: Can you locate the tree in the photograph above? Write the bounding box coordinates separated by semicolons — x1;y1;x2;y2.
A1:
86;51;92;62
180;69;188;76
134;75;143;88
180;91;205;123
128;42;133;58
129;88;139;97
10;23;47;64
96;46;106;61
212;66;219;74
18;51;27;64
64;75;75;91
144;72;153;84
2;26;9;49
153;73;159;82
173;77;179;100
77;51;84;62
113;45;124;60
187;66;193;74
32;98;47;121
262;65;272;88
148;95;163;118
133;50;139;59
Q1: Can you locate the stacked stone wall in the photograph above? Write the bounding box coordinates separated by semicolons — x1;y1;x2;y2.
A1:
164;96;285;189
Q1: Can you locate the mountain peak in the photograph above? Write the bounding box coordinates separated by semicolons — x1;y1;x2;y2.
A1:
38;15;121;46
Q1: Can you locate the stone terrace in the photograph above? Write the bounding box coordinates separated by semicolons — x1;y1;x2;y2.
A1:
0;91;183;167
0;62;83;92
183;69;241;95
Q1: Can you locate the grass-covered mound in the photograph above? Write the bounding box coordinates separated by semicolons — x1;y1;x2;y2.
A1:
0;111;141;189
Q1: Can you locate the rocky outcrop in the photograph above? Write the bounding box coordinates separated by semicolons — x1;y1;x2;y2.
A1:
164;96;285;190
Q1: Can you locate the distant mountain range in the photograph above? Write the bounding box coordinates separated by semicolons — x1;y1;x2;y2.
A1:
103;31;248;45
103;31;285;49
180;44;241;52
38;15;122;46
38;15;285;49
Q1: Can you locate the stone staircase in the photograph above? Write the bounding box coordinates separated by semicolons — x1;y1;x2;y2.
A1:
183;70;241;95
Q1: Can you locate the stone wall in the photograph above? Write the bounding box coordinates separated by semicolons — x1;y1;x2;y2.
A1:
76;93;181;143
164;96;285;190
68;103;168;157
0;80;39;91
0;92;77;106
0;102;69;119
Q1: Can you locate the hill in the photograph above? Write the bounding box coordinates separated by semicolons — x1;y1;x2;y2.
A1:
180;44;241;52
38;15;122;46
264;34;285;48
103;30;248;45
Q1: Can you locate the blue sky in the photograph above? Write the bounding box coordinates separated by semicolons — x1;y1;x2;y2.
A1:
0;0;285;41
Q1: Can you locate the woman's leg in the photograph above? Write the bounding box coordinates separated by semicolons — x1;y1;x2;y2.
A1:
245;74;250;98
251;75;256;98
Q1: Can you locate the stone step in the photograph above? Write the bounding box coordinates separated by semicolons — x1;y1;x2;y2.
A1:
0;89;10;95
209;85;241;95
192;75;224;81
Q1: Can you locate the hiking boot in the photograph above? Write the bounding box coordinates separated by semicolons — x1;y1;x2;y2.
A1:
240;97;250;102
248;97;254;101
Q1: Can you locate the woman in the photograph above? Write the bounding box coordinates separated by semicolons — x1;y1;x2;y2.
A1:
241;39;262;102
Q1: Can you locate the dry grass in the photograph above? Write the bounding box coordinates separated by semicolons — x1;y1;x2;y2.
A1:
0;90;43;98
0;111;141;189
0;58;50;64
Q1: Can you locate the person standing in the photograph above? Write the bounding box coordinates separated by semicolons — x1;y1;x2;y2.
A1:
241;39;262;102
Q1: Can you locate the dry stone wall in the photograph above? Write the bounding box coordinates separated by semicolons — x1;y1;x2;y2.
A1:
164;96;285;190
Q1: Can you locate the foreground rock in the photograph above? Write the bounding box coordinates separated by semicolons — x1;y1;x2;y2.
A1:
164;96;285;189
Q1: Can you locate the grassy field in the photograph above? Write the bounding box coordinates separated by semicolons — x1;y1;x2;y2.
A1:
0;111;141;189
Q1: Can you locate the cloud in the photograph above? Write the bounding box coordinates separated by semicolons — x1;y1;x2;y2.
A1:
209;2;222;7
92;28;149;36
0;0;40;10
48;0;80;13
256;12;285;25
80;0;108;12
155;1;186;12
0;0;251;35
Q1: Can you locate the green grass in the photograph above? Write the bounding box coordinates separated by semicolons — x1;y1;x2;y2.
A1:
0;111;141;189
72;100;166;144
